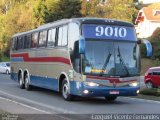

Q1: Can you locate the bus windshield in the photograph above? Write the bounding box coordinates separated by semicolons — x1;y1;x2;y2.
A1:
83;40;140;77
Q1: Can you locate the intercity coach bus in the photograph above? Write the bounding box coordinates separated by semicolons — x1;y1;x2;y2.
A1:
10;18;152;101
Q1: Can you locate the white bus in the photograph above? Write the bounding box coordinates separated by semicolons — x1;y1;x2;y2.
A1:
10;18;152;101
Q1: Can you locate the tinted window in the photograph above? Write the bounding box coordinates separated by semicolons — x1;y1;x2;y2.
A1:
153;71;160;75
58;25;68;46
6;63;10;67
153;72;157;75
17;36;24;50
31;32;39;48
39;30;47;47
24;34;31;49
47;28;56;47
12;37;17;50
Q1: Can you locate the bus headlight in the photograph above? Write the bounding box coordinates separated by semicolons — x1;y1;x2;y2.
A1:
84;82;99;87
129;82;138;87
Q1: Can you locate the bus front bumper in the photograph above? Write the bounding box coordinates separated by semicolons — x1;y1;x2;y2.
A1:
70;81;140;97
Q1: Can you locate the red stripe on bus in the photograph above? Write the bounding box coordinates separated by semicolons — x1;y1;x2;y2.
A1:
11;53;71;65
11;53;28;58
86;76;137;83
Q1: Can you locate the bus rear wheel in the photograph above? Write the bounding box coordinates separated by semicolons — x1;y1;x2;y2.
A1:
19;73;24;89
62;79;74;101
24;74;32;90
105;96;117;102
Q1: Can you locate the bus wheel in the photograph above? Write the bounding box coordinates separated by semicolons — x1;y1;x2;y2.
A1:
24;74;32;90
62;79;74;101
19;73;24;89
105;96;117;102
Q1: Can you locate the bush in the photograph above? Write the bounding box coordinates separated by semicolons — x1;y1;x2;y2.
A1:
140;28;160;60
139;88;160;96
140;44;147;58
150;28;160;60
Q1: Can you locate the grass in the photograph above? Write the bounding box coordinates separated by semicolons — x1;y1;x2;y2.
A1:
131;88;160;101
139;88;160;96
0;56;10;62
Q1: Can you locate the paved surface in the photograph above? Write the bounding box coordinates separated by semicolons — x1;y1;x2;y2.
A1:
140;76;145;88
0;74;159;119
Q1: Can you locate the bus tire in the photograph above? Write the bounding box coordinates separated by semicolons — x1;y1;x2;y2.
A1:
62;79;74;101
19;73;24;89
24;73;32;90
105;96;117;102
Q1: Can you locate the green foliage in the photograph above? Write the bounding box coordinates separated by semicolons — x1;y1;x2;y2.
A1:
1;55;10;62
45;0;82;22
151;28;160;60
81;0;137;23
140;27;160;62
139;88;160;96
0;0;36;58
140;44;146;58
33;0;48;26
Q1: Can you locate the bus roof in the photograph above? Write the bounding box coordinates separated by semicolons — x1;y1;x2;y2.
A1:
12;17;134;37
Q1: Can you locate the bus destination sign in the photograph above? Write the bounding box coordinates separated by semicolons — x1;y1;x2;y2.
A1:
82;24;136;41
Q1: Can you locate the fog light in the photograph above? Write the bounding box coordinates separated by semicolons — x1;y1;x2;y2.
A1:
137;90;139;94
129;82;138;87
83;90;89;94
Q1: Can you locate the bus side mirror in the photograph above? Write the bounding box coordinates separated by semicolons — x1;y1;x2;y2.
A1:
141;39;153;57
79;36;85;54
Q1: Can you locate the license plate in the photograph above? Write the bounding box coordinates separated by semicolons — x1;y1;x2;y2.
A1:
109;90;119;94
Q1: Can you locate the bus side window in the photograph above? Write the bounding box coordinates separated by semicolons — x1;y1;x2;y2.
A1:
47;28;56;47
24;34;31;49
17;36;24;50
12;37;17;50
39;30;47;48
58;25;68;46
31;32;39;48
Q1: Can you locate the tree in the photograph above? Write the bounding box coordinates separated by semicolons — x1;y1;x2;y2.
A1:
81;0;100;17
33;0;48;26
0;0;36;57
81;0;137;23
45;0;82;22
0;0;24;14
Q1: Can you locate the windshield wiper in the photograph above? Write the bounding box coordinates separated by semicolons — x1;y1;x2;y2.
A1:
117;47;130;77
99;52;112;76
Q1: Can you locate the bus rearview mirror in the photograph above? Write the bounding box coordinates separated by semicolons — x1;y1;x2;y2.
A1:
141;39;153;57
79;37;85;54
